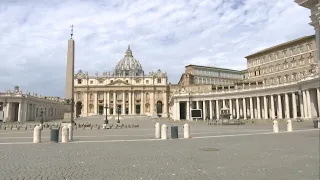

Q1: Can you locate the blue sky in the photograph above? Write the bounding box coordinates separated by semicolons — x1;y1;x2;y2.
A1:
0;0;314;97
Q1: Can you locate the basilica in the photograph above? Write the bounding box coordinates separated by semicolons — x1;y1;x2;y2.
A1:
73;46;169;117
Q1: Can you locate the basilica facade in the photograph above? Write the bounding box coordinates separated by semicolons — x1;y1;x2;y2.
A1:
73;46;169;117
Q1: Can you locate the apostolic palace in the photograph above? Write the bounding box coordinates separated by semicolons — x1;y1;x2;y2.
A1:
0;0;319;123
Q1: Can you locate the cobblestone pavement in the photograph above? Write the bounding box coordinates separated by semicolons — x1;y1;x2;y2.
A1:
0;116;319;180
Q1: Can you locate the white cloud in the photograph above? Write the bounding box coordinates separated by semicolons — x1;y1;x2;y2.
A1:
0;0;314;97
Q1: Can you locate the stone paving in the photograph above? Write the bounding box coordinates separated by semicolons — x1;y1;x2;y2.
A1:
0;116;319;180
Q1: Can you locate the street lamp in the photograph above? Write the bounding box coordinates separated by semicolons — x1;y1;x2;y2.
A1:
117;106;121;124
39;108;46;125
104;104;109;124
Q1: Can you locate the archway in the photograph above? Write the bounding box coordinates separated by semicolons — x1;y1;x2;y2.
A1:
156;101;163;115
76;102;82;117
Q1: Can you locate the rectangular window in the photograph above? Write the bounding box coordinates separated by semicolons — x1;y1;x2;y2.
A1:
90;80;93;84
157;78;161;83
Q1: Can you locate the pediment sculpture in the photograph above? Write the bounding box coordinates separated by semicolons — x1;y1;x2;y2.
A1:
108;79;131;86
75;70;89;79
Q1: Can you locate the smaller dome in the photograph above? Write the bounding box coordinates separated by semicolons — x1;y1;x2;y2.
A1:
114;45;144;77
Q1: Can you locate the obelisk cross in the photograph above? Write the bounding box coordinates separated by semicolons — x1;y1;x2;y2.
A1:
70;24;74;38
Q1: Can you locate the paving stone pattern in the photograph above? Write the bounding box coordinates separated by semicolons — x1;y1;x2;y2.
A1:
0;116;319;180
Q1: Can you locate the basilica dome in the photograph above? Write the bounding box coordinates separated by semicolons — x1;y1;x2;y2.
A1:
114;45;144;77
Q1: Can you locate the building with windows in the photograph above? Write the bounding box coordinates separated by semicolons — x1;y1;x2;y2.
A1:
169;35;320;121
246;35;317;85
178;64;246;86
0;86;64;123
74;46;169;117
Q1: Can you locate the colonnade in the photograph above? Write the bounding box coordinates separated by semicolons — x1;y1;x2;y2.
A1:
174;88;320;121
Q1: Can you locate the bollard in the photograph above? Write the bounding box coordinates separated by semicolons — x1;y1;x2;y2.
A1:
17;126;20;130
68;123;73;141
273;120;279;133
4;126;6;130
10;126;13;130
183;124;190;139
318;121;320;129
25;126;27;130
33;126;41;143
61;126;69;143
287;120;293;132
82;126;85;130
161;124;168;140
155;123;161;139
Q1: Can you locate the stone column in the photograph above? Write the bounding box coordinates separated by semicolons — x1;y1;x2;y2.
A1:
216;100;220;119
249;97;253;119
306;89;311;118
141;91;144;115
5;102;10;122
303;90;307;118
209;100;213;119
236;99;240;119
277;94;283;119
113;91;116;115
163;91;168;117
94;92;98;115
122;91;125;115
128;91;132;115
317;88;320;117
175;100;180;120
196;101;199;109
203;101;206;120
83;92;88;116
107;91;110;115
18;103;22;122
150;92;155;114
257;96;261;119
242;98;247;119
292;92;297;119
222;99;226;108
229;99;233;119
299;91;304;118
271;95;275;119
103;92;107;115
186;100;190;120
132;91;135;115
285;93;290;119
263;96;268;119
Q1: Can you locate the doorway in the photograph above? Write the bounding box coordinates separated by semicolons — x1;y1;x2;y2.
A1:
179;102;186;120
136;105;141;114
98;105;103;115
156;101;163;117
76;101;82;117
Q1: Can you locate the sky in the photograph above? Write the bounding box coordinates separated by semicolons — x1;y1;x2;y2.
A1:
0;0;314;97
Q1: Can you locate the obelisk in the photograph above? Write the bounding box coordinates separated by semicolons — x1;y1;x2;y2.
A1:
64;25;75;123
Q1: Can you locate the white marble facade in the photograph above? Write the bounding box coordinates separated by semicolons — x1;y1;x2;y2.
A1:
74;46;169;117
0;86;64;123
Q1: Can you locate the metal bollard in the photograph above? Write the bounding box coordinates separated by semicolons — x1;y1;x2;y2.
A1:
33;126;41;143
161;124;168;140
287;120;292;132
155;123;161;139
183;124;190;139
68;123;73;141
61;126;69;143
273;120;279;133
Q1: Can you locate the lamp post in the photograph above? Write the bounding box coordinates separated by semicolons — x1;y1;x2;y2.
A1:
104;104;109;124
39;108;46;125
117;106;121;124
